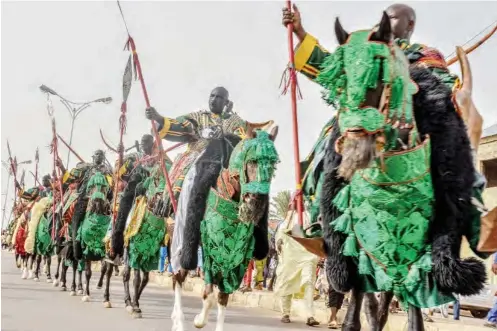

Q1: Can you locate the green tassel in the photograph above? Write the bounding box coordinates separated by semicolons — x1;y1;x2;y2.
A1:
332;185;351;212
416;251;432;272
330;210;352;233
404;265;421;292
342;233;359;257
91;191;105;201
374;266;393;291
358;250;374;275
86;171;109;190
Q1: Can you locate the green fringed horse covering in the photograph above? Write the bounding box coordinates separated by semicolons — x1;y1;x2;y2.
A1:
202;191;255;294
35;214;53;256
128;210;166;272
77;212;111;259
316;30;454;308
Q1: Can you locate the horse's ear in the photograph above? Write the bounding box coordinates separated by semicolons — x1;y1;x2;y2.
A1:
371;11;392;43
335;17;349;45
269;126;279;141
246;127;256;139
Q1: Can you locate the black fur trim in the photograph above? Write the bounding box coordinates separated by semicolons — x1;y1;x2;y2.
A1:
411;66;486;296
111;171;143;258
180;134;242;270
71;185;88;261
320;123;357;292
253;200;270;260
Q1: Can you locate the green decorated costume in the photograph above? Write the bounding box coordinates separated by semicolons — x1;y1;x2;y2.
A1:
124;160;171;272
77;171;112;260
35;213;53;256
314;30;454;308
294;32;486;258
301;117;336;225
201;131;279;294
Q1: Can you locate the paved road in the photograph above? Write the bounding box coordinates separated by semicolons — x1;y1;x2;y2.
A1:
1;252;310;331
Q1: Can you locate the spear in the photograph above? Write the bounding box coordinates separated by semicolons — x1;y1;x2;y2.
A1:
6;141;19;218
109;52;133;232
116;1;177;213
56;133;86;164
284;1;304;226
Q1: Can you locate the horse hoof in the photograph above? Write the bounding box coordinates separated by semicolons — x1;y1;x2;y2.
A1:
125;305;133;313
27;271;34;279
53;280;60;287
46;278;52;283
21;269;28;279
33;277;39;282
77;289;83;295
69;290;76;296
81;295;90;302
193;314;207;328
103;301;112;308
132;311;142;319
96;285;102;290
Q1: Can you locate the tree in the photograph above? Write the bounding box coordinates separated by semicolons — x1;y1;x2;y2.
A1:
269;190;292;221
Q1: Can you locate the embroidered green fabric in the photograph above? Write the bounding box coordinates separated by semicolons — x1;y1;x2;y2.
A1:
128;210;166;272
77;171;111;259
202;191;255;294
202;131;278;293
316;30;452;308
229;130;279;195
35;214;53;256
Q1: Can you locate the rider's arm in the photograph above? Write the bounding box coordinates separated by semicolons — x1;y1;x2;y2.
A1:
156;114;197;143
293;34;332;82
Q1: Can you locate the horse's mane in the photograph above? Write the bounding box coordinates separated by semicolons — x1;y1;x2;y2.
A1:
410;66;486;296
180;134;242;270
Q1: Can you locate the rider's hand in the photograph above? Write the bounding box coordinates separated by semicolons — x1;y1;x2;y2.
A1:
117;142;125;155
145;107;164;123
282;4;307;42
492;263;497;275
276;239;283;255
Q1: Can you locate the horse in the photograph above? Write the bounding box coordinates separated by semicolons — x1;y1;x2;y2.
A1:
169;128;279;331
108;158;169;316
315;13;486;331
71;169;113;302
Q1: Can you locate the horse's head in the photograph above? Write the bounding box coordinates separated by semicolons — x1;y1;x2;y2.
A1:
229;127;279;224
317;12;418;180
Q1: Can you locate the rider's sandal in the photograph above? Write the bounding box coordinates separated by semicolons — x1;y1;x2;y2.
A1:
328;321;340;329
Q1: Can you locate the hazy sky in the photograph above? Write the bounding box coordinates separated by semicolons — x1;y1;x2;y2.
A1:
1;1;496;226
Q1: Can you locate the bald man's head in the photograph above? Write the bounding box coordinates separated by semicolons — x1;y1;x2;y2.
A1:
386;3;416;41
209;86;230;114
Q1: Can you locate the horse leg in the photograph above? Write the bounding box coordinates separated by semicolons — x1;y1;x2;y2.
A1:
171;271;187;331
114;264;120;277
15;253;21;268
363;293;380;331
53;255;62;287
103;261;113;308
131;268;142;318
97;260;107;289
194;284;215;329
45;254;52;283
137;271;149;298
123;263;133;313
342;288;364;331
70;260;78;296
21;255;28;279
33;254;42;282
377;291;394;330
27;254;35;279
60;259;68;291
214;292;229;331
407;305;425;331
77;263;84;295
82;260;92;302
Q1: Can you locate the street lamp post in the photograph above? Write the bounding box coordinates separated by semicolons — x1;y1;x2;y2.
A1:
39;85;112;168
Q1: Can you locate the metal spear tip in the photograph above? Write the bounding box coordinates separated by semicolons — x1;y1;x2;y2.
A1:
39;85;58;95
94;97;113;104
19;160;32;165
